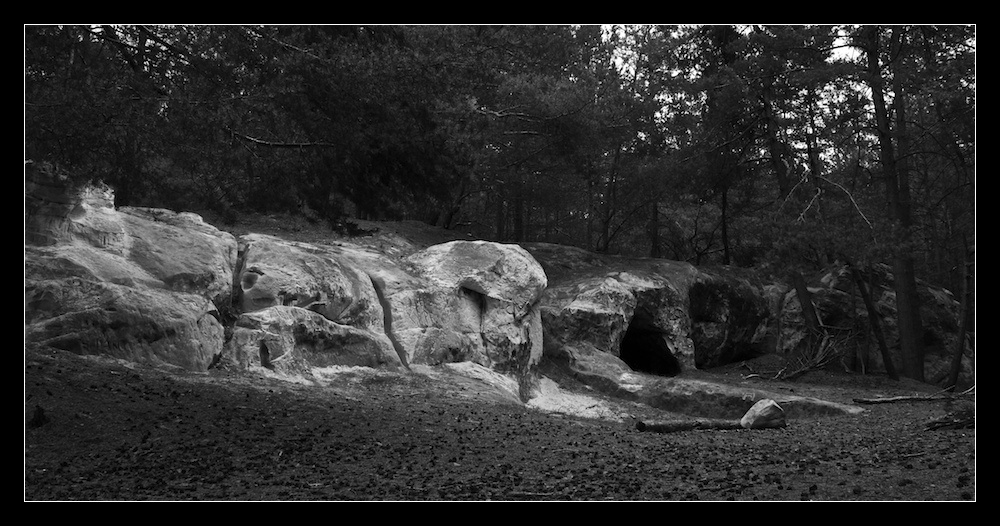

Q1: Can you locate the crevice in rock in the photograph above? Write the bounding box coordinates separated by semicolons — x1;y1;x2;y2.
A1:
259;341;273;369
369;274;409;369
460;285;489;351
619;311;681;377
222;239;251;345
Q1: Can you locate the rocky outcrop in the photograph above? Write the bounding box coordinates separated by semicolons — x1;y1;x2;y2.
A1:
33;169;961;419
24;169;547;394
24;164;236;371
525;243;773;387
689;266;773;369
400;241;546;380
226;235;402;373
225;236;548;393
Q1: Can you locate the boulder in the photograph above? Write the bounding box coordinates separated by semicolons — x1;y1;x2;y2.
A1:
224;235;548;389
24;276;225;371
402;241;548;388
236;234;386;332
24;167;236;371
25;163;237;310
740;399;786;429
525;243;772;382
25;161;118;247
689;266;773;368
226;306;401;374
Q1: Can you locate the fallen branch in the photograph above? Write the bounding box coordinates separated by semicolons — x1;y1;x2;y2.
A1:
775;331;842;381
854;395;952;404
636;399;788;433
636;418;743;433
924;407;975;431
853;385;975;405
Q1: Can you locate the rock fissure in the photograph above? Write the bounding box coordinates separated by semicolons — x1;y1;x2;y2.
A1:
461;286;490;353
370;274;408;369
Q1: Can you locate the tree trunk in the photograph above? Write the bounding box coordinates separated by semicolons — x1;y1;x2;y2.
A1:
946;243;974;390
585;170;595;251
762;78;793;199
862;25;925;381
888;26;926;382
849;263;899;380
791;270;821;351
720;188;731;265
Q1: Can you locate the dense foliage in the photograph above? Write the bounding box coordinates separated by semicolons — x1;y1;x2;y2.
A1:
24;25;975;380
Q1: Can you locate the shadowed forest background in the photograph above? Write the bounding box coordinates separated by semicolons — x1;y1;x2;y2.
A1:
24;25;975;383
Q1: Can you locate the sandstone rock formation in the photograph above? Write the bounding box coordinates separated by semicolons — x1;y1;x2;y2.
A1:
525;243;774;395
226;235;401;374
24;166;547;399
24;165;969;421
225;234;548;395
25;163;236;371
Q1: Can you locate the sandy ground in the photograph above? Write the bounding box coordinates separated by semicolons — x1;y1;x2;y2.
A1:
24;344;974;501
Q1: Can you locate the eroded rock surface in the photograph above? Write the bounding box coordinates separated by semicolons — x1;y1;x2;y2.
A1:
525;243;773;387
26;170;966;420
226;236;548;393
24;170;549;393
24;164;236;371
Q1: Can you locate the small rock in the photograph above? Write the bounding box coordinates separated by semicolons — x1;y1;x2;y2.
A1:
740;399;786;429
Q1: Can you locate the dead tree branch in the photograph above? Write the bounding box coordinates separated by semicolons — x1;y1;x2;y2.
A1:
636;418;743;433
776;332;841;381
853;385;974;405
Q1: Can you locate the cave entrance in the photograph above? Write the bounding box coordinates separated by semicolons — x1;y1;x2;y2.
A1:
619;315;681;377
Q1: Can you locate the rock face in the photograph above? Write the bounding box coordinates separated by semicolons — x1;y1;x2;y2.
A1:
24;167;967;419
225;236;548;393
689;266;773;369
226;234;402;373
401;241;547;381
24;163;236;371
24;169;548;394
525;243;774;392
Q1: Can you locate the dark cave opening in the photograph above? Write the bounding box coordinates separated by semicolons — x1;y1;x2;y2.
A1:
619;322;682;377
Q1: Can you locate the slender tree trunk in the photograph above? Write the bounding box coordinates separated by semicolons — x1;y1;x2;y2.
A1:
889;26;926;382
720;188;731;265
585;169;595;251
791;271;821;352
849;263;899;380
762;79;792;199
947;243;974;390
862;25;925;381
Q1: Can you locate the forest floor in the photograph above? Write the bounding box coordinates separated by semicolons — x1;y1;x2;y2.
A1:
24;212;976;502
24;343;975;502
